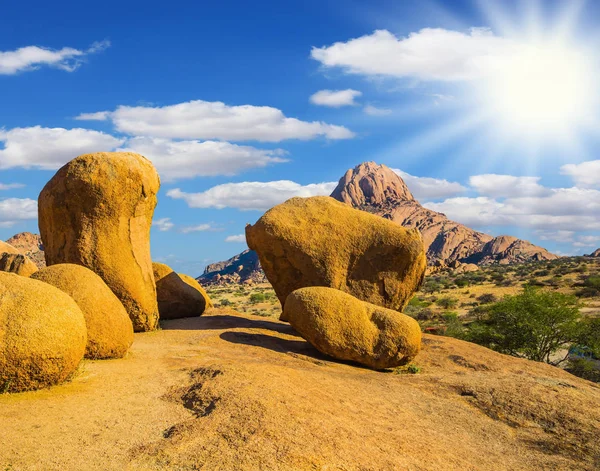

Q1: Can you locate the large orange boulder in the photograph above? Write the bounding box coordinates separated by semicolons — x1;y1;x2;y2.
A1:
153;263;207;319
38;152;160;332
246;196;426;319
0;272;87;392
32;264;134;359
284;287;421;369
179;273;213;309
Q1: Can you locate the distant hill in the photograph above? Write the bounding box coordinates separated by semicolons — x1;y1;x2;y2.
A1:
199;249;265;285
588;248;600;257
201;162;557;284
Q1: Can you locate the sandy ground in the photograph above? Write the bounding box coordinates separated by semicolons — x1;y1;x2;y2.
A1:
1;308;599;471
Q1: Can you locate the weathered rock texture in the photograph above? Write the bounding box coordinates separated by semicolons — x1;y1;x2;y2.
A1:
38;152;160;332
153;263;206;319
331;162;558;266
0;252;38;277
285;287;421;369
2;310;598;470
0;272;87;393
589;248;600;257
200;249;265;285
0;241;20;255
246;196;426;317
179;273;213;309
32;264;134;359
5;232;46;268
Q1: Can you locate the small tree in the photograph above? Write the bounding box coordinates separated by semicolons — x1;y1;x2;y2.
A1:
465;287;582;365
249;292;266;304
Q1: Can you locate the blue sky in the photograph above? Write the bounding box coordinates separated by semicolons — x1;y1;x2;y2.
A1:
1;0;599;275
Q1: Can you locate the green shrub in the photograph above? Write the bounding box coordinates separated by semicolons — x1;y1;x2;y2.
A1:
249;293;266;304
477;293;497;304
465;287;582;365
435;296;458;309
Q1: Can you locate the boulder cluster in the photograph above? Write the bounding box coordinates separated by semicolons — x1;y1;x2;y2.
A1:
0;152;211;393
247;196;426;369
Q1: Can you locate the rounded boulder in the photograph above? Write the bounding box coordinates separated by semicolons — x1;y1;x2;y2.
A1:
0;272;87;392
246;196;426;320
38;152;160;332
284;287;422;370
31;264;134;359
179;273;213;309
153;263;207;319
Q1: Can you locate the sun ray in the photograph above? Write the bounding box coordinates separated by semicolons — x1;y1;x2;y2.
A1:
473;0;517;37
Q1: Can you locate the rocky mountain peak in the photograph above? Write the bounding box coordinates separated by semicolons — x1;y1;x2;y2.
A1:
330;161;415;207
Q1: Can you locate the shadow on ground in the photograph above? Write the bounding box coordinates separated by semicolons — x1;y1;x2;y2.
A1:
161;312;301;337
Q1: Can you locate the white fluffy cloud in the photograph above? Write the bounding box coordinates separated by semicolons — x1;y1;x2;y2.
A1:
0;127;288;179
535;230;576;243
363;105;392;116
425;197;511;226
167;180;337;211
309;89;362;107
560;160;600;188
469;174;550;198
0;183;24;190
392;169;466;200
180;224;217;234
425;187;600;231
120;137;288;181
0;198;37;227
76;100;354;142
225;234;246;243
573;235;600;248
0;126;125;170
152;218;174;232
0;41;110;75
311;28;513;81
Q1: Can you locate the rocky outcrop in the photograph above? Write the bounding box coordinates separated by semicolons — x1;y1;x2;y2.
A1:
463;235;557;265
588;248;600;257
38;152;161;332
32;264;134;360
285;287;421;369
153;263;207;319
331;162;558;266
246;196;426;317
0;241;20;255
0;272;87;392
5;232;46;268
199;249;265;285
0;253;38;277
331;161;416;206
179;273;213;309
0;238;41;276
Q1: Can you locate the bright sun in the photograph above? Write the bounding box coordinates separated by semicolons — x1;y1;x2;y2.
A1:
483;41;595;135
490;45;591;129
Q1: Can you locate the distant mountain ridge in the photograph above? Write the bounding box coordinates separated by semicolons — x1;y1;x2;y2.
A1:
200;162;558;284
331;162;557;266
